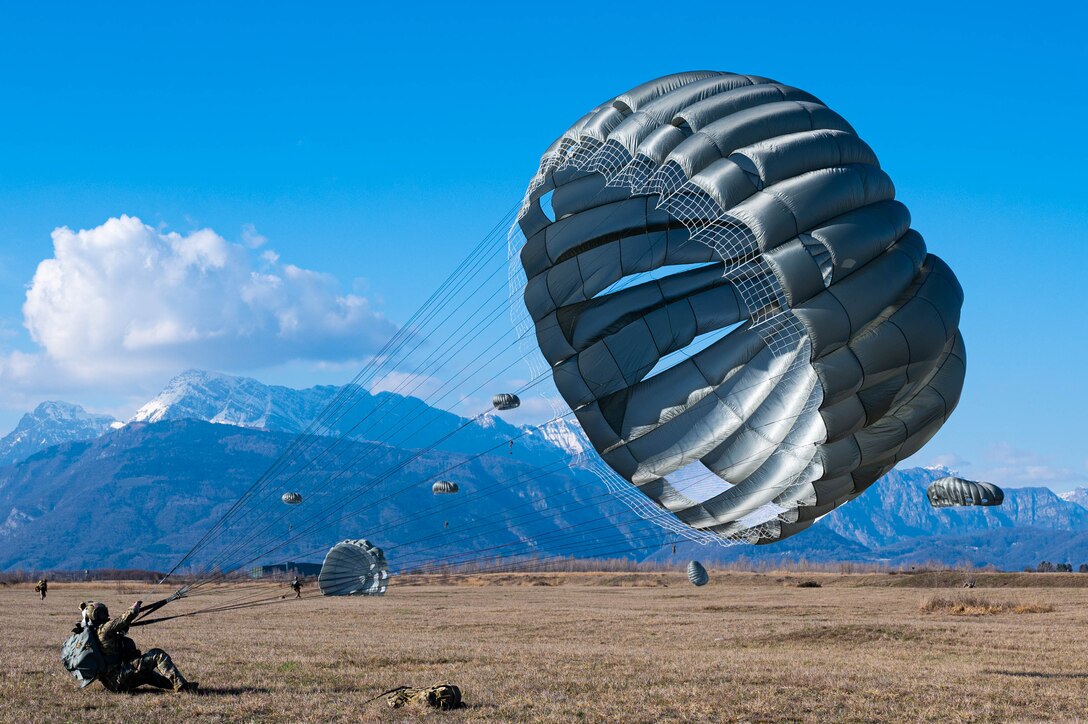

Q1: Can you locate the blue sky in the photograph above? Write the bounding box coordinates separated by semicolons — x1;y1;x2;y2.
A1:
0;2;1084;489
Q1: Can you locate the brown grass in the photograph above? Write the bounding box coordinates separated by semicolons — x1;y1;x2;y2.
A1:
3;572;1088;722
920;594;1055;616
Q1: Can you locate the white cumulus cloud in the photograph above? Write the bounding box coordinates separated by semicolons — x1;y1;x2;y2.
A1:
17;215;395;385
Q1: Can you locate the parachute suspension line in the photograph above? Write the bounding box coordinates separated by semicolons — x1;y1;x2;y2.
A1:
434;380;832;565
192;329;558;579
180;204;552;574
202;396;586;579
191;333;809;587
165;204;524;581
177;169;651;582
255;441;731;581
278;322;823;582
133;589;297;625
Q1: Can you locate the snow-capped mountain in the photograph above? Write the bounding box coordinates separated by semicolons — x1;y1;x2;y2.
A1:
535;417;587;457
131;369;342;433
1058;487;1088;510
0;401;119;467
923;464;957;478
128;369;576;465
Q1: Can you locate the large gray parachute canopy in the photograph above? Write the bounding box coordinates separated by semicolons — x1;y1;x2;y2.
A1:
687;560;709;586
281;492;302;505
516;71;966;545
492;393;521;411
431;480;460;495
927;477;1003;508
318;539;389;596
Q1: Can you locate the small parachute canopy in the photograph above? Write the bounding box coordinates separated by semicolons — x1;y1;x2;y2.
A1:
432;480;459;495
687;560;709;587
281;492;303;505
318;539;389;596
491;393;521;411
927;477;1004;508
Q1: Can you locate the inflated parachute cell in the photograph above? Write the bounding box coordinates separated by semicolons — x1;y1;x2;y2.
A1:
281;492;303;505
687;560;709;586
927;477;1003;508
492;393;521;411
432;480;460;495
516;72;966;544
318;539;389;596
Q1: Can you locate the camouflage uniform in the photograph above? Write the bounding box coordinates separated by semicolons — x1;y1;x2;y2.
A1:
94;604;192;692
35;579;47;600
291;577;302;598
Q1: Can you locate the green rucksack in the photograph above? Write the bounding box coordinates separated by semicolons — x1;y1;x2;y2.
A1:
60;625;107;688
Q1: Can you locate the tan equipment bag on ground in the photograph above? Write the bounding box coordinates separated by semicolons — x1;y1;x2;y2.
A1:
386;683;463;710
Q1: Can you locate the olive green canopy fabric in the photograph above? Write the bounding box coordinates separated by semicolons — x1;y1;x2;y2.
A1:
687;560;709;586
516;72;965;544
318;539;388;596
927;477;1003;508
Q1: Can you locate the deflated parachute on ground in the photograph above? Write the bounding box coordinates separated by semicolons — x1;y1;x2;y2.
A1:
318;539;389;596
926;477;1003;508
516;72;966;544
687;560;709;586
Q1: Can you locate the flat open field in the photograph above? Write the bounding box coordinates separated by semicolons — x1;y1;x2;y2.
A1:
4;572;1088;722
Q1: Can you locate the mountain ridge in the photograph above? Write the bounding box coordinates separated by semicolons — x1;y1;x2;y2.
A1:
0;401;119;468
3;369;1087;573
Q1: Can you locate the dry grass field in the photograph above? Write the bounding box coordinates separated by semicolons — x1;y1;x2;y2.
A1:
3;571;1088;722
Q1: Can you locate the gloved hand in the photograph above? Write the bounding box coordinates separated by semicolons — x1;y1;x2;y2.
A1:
132;600;143;614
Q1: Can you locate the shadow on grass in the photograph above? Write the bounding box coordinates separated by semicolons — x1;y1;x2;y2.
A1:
125;686;273;696
984;670;1088;679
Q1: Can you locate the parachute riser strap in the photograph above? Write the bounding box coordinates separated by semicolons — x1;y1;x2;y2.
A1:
361;686;410;707
132;585;189;622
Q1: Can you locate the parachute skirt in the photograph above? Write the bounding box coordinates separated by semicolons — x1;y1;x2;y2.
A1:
510;72;966;546
318;539;389;596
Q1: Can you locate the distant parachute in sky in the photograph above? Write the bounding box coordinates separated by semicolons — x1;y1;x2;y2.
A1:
318;539;389;596
516;71;966;545
927;477;1004;508
492;393;521;411
432;480;460;495
281;492;302;505
687;560;709;586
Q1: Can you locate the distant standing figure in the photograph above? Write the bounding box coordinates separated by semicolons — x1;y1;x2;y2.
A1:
291;576;302;598
35;578;47;601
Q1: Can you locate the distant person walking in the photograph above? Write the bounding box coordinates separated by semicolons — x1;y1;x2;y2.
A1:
81;600;198;693
34;578;47;601
291;576;302;598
